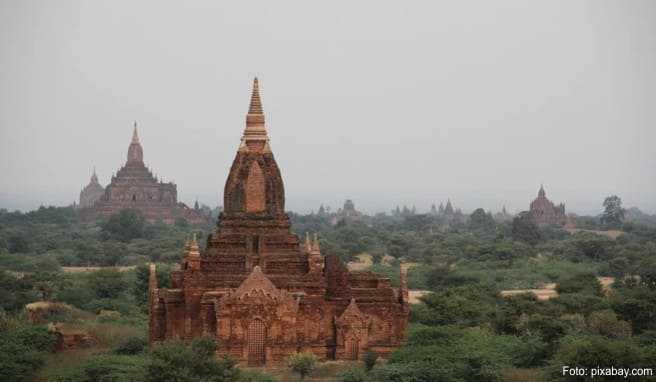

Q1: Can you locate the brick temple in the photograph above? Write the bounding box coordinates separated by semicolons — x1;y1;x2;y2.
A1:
78;168;105;208
529;184;566;225
80;126;206;225
148;78;409;366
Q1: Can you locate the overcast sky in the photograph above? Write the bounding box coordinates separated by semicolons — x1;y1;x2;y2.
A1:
1;0;654;215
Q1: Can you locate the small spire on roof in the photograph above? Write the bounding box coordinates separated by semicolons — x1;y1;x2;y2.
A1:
132;122;140;144
305;232;311;252
311;233;321;253
243;78;268;147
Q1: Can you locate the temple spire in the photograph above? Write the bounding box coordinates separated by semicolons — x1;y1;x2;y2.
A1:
311;233;321;254
538;184;546;198
90;166;98;183
127;123;144;164
248;77;263;114
243;77;268;147
132;122;140;144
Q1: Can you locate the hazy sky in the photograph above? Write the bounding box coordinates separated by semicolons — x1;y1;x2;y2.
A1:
1;0;654;215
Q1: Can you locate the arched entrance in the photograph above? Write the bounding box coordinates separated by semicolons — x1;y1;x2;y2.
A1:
247;319;266;366
345;336;360;360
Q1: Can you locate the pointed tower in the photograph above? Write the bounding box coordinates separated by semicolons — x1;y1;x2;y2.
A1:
79;166;105;208
148;77;409;364
222;78;285;216
538;184;546;198
304;232;312;253
444;199;454;215
90;166;99;184
127;122;144;165
206;78;299;273
309;233;324;273
242;77;269;152
184;234;201;271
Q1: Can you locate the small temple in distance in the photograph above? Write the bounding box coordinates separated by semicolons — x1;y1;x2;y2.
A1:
528;184;566;226
79;124;206;225
148;78;409;366
78;167;105;208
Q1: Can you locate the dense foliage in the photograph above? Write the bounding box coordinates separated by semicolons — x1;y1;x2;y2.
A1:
0;200;655;381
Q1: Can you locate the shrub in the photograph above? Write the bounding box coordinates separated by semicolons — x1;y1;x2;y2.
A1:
50;354;148;382
287;352;318;381
81;354;147;381
556;273;602;296
146;338;240;382
113;336;147;355
0;324;56;381
337;367;367;382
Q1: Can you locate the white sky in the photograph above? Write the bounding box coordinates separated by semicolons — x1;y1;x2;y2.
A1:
1;0;654;215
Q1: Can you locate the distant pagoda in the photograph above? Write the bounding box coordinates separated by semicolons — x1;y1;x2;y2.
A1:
80;124;205;225
528;184;566;226
78;167;105;208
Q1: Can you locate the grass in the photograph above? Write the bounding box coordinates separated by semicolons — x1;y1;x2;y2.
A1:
35;348;100;381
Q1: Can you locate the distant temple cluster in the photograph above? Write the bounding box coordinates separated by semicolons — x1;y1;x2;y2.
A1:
428;199;461;217
148;79;409;365
528;185;567;226
328;199;364;225
78;126;206;225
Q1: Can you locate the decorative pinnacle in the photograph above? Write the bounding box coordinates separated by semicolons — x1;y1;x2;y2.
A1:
243;77;268;145
248;77;263;115
312;233;321;253
188;233;200;258
305;232;311;252
90;166;98;183
132;122;140;144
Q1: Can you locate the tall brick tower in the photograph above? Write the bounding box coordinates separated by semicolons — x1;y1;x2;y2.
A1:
149;78;409;366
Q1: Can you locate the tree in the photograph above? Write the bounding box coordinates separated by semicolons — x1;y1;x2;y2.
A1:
601;195;625;228
0;271;38;313
7;234;30;253
469;208;496;232
549;335;647;381
133;264;171;309
511;212;541;245
587;310;632;338
364;351;378;372
556;273;602;296
101;209;146;242
0;324;56;382
88;269;127;299
287;352;318;381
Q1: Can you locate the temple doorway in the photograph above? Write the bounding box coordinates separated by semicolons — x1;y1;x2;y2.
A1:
346;337;360;360
247;319;266;366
